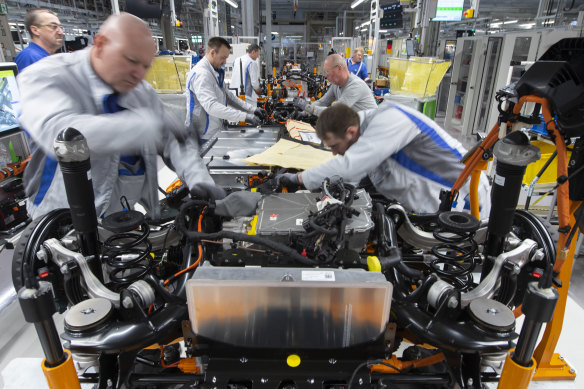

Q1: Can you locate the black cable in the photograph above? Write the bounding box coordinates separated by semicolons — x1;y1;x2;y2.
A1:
176;200;317;265
347;361;369;389
347;359;403;389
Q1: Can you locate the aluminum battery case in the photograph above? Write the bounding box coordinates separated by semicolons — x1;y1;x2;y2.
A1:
255;189;374;250
200;125;282;188
186;265;392;349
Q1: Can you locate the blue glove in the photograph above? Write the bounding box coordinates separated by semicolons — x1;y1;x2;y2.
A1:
276;172;300;187
245;114;261;126
293;97;308;111
190;183;226;202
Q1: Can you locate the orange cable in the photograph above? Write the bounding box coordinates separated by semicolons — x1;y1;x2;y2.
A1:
163;209;205;286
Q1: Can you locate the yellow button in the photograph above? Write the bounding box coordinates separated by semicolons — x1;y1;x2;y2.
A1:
287;354;301;367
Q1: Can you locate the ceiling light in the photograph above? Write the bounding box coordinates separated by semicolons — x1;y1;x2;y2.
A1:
225;0;238;8
379;29;388;33
351;0;366;8
503;19;518;24
520;23;535;27
490;23;501;27
360;21;370;27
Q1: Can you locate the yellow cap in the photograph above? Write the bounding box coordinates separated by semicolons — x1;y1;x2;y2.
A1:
367;256;382;272
287;354;301;367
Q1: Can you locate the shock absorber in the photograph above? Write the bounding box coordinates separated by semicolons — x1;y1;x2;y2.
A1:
482;131;540;280
54;128;101;280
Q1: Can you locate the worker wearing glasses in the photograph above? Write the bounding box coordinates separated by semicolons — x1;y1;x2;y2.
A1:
293;54;376;116
15;8;64;72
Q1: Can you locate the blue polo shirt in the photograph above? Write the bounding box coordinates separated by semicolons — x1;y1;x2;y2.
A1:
15;42;50;72
346;59;368;80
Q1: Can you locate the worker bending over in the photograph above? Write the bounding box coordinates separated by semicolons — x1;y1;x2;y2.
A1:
19;12;223;220
185;37;266;142
279;103;491;217
230;43;262;108
293;54;376;116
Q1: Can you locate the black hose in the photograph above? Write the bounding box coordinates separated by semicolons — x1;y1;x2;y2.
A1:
514;210;556;267
176;200;317;266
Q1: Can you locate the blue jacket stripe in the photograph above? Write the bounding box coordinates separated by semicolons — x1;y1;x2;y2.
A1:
391;150;454;188
394;106;463;160
187;72;196;123
33;156;58;206
245;62;252;96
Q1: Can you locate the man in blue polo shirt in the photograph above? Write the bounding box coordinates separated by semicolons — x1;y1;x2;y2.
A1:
15;9;64;72
346;47;368;81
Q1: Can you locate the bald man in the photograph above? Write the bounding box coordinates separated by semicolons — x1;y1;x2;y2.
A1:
18;13;220;220
293;54;376;116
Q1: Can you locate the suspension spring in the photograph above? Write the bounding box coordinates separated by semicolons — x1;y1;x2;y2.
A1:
103;223;153;284
430;212;480;291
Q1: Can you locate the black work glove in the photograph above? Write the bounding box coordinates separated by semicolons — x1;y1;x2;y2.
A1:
254;107;267;119
276;172;300;187
190;183;227;202
245;114;261;126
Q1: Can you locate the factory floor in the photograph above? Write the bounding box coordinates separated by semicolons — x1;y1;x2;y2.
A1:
0;109;583;388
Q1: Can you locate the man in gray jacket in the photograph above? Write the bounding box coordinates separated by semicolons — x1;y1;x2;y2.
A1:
185;37;265;141
293;54;377;116
279;103;491;217
19;12;222;220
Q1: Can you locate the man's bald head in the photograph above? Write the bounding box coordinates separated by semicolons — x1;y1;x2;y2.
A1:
323;54;349;87
90;13;156;93
325;54;348;70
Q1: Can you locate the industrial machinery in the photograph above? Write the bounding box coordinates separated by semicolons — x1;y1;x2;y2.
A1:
259;64;328;125
12;38;584;388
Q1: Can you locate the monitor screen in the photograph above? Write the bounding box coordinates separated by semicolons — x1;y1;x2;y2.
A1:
380;2;403;29
433;0;464;21
0;63;21;135
405;39;415;57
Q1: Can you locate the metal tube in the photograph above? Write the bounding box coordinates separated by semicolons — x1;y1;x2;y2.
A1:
514;319;543;366
35;319;65;367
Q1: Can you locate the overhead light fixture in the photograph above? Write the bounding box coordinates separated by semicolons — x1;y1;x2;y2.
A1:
360;27;368;31
351;0;365;9
503;19;518;24
360;20;370;27
379;29;388;33
225;0;238;8
490;23;501;27
520;23;535;27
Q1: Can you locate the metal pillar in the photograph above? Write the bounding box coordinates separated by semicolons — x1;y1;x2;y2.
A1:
265;0;272;72
421;21;439;57
161;14;175;51
110;0;120;14
242;0;254;37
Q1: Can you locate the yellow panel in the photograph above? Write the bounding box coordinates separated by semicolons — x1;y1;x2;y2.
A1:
389;57;451;97
145;55;192;94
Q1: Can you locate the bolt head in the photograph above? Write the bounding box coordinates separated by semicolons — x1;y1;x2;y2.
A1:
36;249;48;262
122;296;133;309
569;368;575;374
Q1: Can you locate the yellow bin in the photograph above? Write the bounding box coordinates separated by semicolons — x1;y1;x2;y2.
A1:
523;141;571;185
